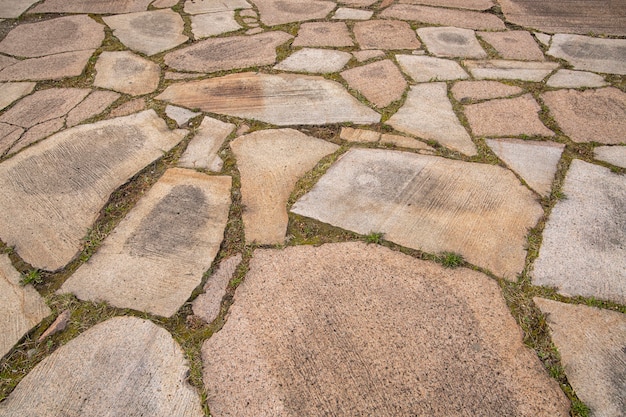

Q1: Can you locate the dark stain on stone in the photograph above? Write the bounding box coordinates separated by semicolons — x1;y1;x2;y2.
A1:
560;39;626;60
438;32;469;45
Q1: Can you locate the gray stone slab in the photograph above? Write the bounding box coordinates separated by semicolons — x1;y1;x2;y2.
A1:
0;50;95;82
166;105;201;127
533;160;626;304
417;26;486;58
478;30;545;61
333;7;373;20
354;20;421;50
251;0;335;25
0;88;90;128
534;32;551;47
340;59;407;108
274;48;352;74
292;149;543;278
94;51;160;96
192;254;241;323
464;60;559;81
0;82;35;111
66;91;121;127
178;116;234;170
30;0;153;14
548;34;626;75
0;110;186;271
184;0;251;14
191;11;242;39
0;0;38;18
534;298;626;417
0;317;204;417
400;0;493;10
396;54;469;82
595;146;626;169
451;80;523;102
546;69;609;88
157;72;381;125
231;129;338;244
202;242;569;416
380;4;506;30
292;22;354;48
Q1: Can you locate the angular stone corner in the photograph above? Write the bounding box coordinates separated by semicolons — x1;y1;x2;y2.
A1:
396;55;469;82
192;254;242;323
178;116;235;171
0;50;95;82
464;60;558;81
451;80;523;102
340;60;407;108
380;4;506;30
595;146;626;169
94;51;160;96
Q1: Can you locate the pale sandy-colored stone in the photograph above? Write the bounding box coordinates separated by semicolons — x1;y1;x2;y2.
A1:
0;123;24;155
192;254;242;323
152;0;179;7
381;4;506;30
179;116;234;171
340;127;380;143
165;71;202;80
191;11;242;38
548;34;626;75
166;105;201;127
478;31;545;61
595;146;626;169
451;80;523;102
400;0;493;10
464;60;559;81
546;69;609;88
380;133;435;151
251;0;335;25
0;55;18;71
417;26;486;58
0;82;35;111
184;0;251;14
37;310;70;342
108;98;146;118
535;32;551;47
341;59;407;108
352;50;385;62
274;48;352;74
396;54;469;82
0;88;90;128
0;0;39;17
66;91;121;127
94;51;160;96
354;20;421;50
31;0;153;14
333;7;373;20
339;0;376;5
292;22;354;47
0;50;95;82
9;117;66;154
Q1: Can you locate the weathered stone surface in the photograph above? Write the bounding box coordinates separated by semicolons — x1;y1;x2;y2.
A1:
0;0;39;18
66;91;120;127
542;88;626;144
0;317;204;416
546;70;609;88
0;110;186;271
478;30;545;61
165;71;202;80
192;254;241;323
0;124;23;155
400;0;494;10
104;10;188;56
486;139;564;196
380;4;506;30
108;98;146;118
534;32;551;46
381;133;435;151
184;0;251;14
0;55;18;71
251;0;335;25
534;298;626;417
464;94;554;137
387;83;476;155
354;20;421;50
292;22;353;47
191;11;241;38
31;0;153;14
339;0;376;5
0;88;90;128
37;309;70;342
293;149;543;278
0;254;50;359
396;54;469;82
333;7;373;20
166;105;201;127
340;59;407;108
202;242;569;416
231;129;338;244
157;72;381;125
0;82;35;111
164;31;292;72
352;49;385;62
595;146;626;169
340;127;380;143
152;0;179;7
274;48;352;74
9;118;66;154
548;34;626;75
179;116;234;171
451;80;523;102
417;26;486;58
0;50;95;81
94;51;160;96
464;60;559;81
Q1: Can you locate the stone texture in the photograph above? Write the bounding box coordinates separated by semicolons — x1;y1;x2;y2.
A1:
184;0;251;14
340;0;376;5
542;87;626;144
192;254;241;323
340;59;407;108
274;48;352;74
0;317;204;416
486;139;564;196
0;110;186;271
152;0;179;7
108;98;146;118
354;20;421;50
166;105;201;127
533;160;626;303
417;26;486;58
534;298;626;417
0;50;95;81
104;10;188;56
352;49;385;62
464;94;554;137
0;254;51;359
380;4;506;30
400;0;494;10
478;31;545;61
0;55;18;71
292;22;353;47
451;80;524;102
380;133;435;151
94;51;160;96
231;129;338;244
595;146;626;169
66;91;120;127
31;0;153;14
535;32;551;47
191;11;242;38
0;88;89;128
333;7;373;20
164;31;292;73
340;127;380;143
464;60;559;81
37;310;70;342
251;0;335;25
546;70;609;88
9;118;66;154
0;82;35;111
0;124;24;155
0;0;39;18
156;72;381;125
179;116;235;171
548;34;626;75
292;149;543;278
396;54;469;82
387;83;476;155
202;242;569;416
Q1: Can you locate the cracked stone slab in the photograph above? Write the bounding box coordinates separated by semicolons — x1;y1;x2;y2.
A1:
0;124;24;155
109;98;146;118
66;91;120;128
340;59;407;108
0;82;35;111
0;55;18;71
60;169;231;317
292;149;544;278
251;0;335;25
548;34;626;75
478;30;545;61
546;70;609;88
381;4;506;30
595;146;626;169
94;51;160;96
464;60;559;81
231;129;338;244
451;80;523;102
292;22;354;47
333;7;373;20
166;105;201;127
340;127;381;143
184;0;251;14
178;116;234;171
0;0;39;18
0;50;95;82
157;72;381;125
202;242;569;416
274;48;352;74
400;0;494;10
417;26;486;59
381;134;435;151
0;110;186;271
396;54;469;82
0;317;204;417
353;20;421;50
191;11;242;38
152;0;179;7
30;0;153;14
352;49;385;62
192;254;241;323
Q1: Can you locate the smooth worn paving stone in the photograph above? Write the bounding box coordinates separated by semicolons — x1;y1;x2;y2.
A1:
417;26;486;59
239;9;258;17
533;160;626;304
542;87;626;144
178;116;234;171
0;55;18;71
451;80;524;102
339;0;377;5
595;145;626;169
165;105;201;127
464;60;559;81
396;54;469;82
0;82;35;111
0;0;39;18
381;133;435;151
9;118;66;154
251;0;335;25
340;60;407;108
333;7;373;20
108;98;146;118
534;298;626;417
293;149;543;277
60;169;231;317
164;31;292;73
202;242;569;416
192;254;241;324
548;34;626;75
534;32;551;47
354;20;421;50
340;127;380;143
94;51;160;96
0;110;186;271
546;69;609;88
486;138;564;196
292;22;353;47
191;11;242;38
0;50;95;82
381;4;506;30
30;0;153;13
0;124;23;155
0;317;204;417
231;129;338;244
400;0;494;10
184;0;251;14
0;254;51;359
352;49;385;62
152;0;179;7
464;94;554;137
157;72;381;125
478;30;545;61
274;48;352;74
66;91;121;127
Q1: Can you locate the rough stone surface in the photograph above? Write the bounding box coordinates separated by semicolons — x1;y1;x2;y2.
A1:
292;22;353;47
66;90;120;127
274;48;352;74
108;98;146;118
354;20;421;50
0;317;204;416
94;51;160;96
0;50;95;81
0;55;18;71
0;82;36;111
396;54;469;82
37;310;71;342
464;60;559;81
548;34;626;75
0;124;24;155
534;298;626;417
292;149;543;278
352;49;385;62
0;110;186;271
191;11;241;38
192;254;242;324
31;0;153;14
400;0;494;10
178;116;234;171
535;32;551;47
152;0;179;7
184;0;251;14
451;80;524;102
595;146;626;169
333;7;373;20
166;105;201;127
0;0;39;18
340;127;380;143
380;4;506;30
340;60;407;108
478;31;545;61
10;118;66;153
380;133;435;151
231;129;338;244
546;70;609;88
251;0;335;25
202;242;569;415
0;88;89;128
417;26;486;58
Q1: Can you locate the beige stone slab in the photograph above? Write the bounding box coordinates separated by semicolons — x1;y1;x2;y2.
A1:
274;48;352;74
396;54;469;82
400;0;494;10
0;0;39;18
202;242;569;415
352;49;385;62
0;55;18;71
156;72;381;125
548;34;626;75
292;22;354;48
30;0;153;14
546;69;609;88
354;20;421;50
339;0;376;5
108;98;146;118
380;4;506;30
152;0;179;7
165;71;202;80
534;298;626;417
464;60;559;81
451;80;524;102
66;90;121;128
478;30;545;61
380;133;435;151
417;26;486;58
179;116;234;171
0;88;90;128
191;11;242;39
0;317;204;416
333;7;373;20
231;129;338;244
9;117;66;154
192;254;241;323
0;110;186;271
0;50;95;82
0;254;51;359
534;32;551;47
340;127;380;143
341;59;407;108
595;145;626;169
0;82;35;111
94;51;160;96
251;0;335;26
165;105;201;127
0;123;24;155
184;0;251;14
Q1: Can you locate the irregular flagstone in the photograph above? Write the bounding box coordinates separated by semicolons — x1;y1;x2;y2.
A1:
0;55;18;71
533;160;626;303
60;169;231;317
464;60;559;81
231;129;338;244
595;146;626;169
274;48;352;74
451;80;524;102
0;110;186;271
340;127;380;143
352;49;385;62
353;20;421;50
0;317;204;416
339;0;377;5
0;254;51;359
396;54;469;82
65;90;121;127
164;32;292;73
152;0;179;7
292;149;544;278
0;82;35;111
548;34;626;75
179;116;235;171
333;7;374;20
380;133;435;151
542;87;626;144
417;26;487;58
108;98;146;118
340;59;407;108
546;69;609;88
535;32;551;47
166;105;201;127
0;0;39;18
9;117;66;154
292;22;354;47
534;298;626;417
192;254;242;323
202;242;569;416
400;0;494;10
0;124;23;155
30;0;153;14
0;50;95;82
251;0;335;26
486;138;564;196
184;0;251;14
380;4;506;30
191;11;242;39
94;51;160;96
386;83;476;155
156;72;381;125
478;30;545;61
0;88;90;128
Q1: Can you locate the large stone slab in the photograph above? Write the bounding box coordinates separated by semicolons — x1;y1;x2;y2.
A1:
65;90;121;128
387;83;476;155
0;0;38;18
184;0;251;14
202;242;569;416
157;72;381;125
30;0;153;14
533;160;626;303
534;298;626;417
417;26;487;58
546;70;609;88
333;7;373;20
380;4;506;30
0;50;95;82
292;22;353;47
0;82;35;111
353;20;421;50
231;129;338;244
274;48;352;74
190;11;242;39
192;254;241;323
400;0;493;10
94;51;160;96
478;30;545;61
251;0;335;26
179;116;234;171
0;317;204;416
595;146;626;169
464;60;559;81
292;149;544;278
396;54;469;82
451;80;523;102
548;34;626;75
340;59;407;108
0;110;186;271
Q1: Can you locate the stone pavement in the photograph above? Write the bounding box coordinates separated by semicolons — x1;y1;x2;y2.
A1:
0;1;624;416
